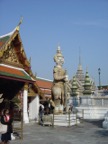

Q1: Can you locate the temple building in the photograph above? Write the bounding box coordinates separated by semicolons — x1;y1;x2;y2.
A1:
69;57;96;96
0;22;44;123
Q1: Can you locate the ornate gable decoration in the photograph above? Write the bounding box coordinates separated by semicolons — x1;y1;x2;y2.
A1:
0;28;31;70
2;42;20;64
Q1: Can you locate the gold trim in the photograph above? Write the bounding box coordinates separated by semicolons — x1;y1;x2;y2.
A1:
24;83;28;90
0;51;3;58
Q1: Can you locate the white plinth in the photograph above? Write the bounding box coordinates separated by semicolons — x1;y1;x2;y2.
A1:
54;104;63;114
54;114;80;126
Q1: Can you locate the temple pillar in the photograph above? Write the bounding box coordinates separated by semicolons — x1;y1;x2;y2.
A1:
29;95;39;121
23;83;29;123
35;95;39;121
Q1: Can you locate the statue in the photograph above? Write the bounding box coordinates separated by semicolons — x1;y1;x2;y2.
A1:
51;46;68;113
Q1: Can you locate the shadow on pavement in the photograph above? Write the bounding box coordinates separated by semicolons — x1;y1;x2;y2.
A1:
84;119;104;128
95;130;108;137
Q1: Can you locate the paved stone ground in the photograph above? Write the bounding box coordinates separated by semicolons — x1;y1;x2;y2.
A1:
11;120;108;144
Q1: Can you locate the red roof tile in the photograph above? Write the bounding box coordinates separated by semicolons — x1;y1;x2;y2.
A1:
41;89;51;95
36;79;53;89
36;78;53;98
0;66;24;76
0;65;33;81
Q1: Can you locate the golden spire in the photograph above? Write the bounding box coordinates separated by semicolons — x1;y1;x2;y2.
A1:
16;17;23;31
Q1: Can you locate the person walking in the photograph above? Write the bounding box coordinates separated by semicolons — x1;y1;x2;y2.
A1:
0;109;13;144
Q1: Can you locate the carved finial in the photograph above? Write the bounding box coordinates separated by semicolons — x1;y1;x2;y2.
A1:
78;47;83;71
86;66;88;72
16;17;23;31
79;47;81;65
18;17;23;26
29;57;31;64
57;43;60;50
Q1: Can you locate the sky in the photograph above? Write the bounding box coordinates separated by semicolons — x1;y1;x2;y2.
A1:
0;0;108;86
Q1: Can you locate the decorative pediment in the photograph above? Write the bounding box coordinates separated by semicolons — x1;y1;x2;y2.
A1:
2;43;20;64
0;30;31;70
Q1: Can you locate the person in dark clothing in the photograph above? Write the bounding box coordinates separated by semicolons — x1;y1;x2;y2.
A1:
39;105;44;124
0;109;13;144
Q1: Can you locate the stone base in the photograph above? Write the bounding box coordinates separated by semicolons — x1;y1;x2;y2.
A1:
54;103;64;114
42;115;53;126
54;114;80;126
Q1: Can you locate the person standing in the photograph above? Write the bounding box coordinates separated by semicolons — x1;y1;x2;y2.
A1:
39;104;44;124
0;109;13;144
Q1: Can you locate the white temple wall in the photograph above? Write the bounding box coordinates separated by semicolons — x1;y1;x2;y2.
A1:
77;106;108;120
80;95;108;107
75;95;108;120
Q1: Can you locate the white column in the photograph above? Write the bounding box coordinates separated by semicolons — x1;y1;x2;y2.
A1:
35;95;39;121
23;84;29;123
29;95;39;122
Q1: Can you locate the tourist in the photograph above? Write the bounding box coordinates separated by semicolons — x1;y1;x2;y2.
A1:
39;104;44;124
44;107;50;115
0;108;13;144
69;104;73;112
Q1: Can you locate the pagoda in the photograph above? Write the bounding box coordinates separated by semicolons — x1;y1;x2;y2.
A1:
83;69;92;95
70;54;96;96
